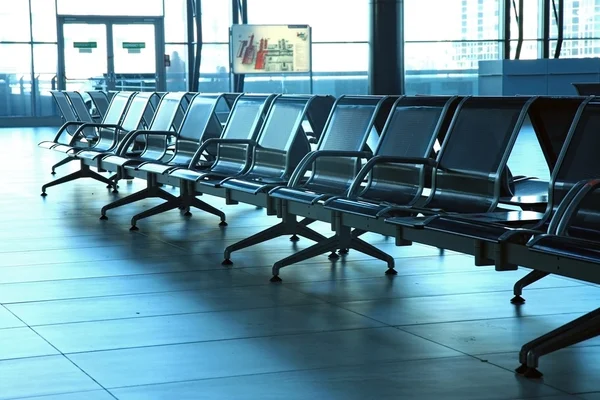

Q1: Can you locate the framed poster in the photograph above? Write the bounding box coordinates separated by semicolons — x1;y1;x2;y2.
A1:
231;24;312;74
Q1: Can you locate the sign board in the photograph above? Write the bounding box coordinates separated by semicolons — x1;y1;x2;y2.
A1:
73;41;97;49
231;24;311;74
122;42;146;49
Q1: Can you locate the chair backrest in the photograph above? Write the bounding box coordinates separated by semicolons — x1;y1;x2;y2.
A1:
246;95;332;180
207;93;276;176
425;96;534;213
547;98;600;234
120;92;155;132
135;92;188;160
302;95;388;193
100;91;135;126
165;93;225;165
356;96;460;205
50;91;79;134
64;92;94;123
87;91;111;118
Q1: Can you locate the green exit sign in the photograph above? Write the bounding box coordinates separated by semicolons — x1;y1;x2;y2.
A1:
122;42;146;49
73;41;97;49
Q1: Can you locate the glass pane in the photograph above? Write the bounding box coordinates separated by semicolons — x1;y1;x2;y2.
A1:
509;39;541;59
405;70;479;95
0;44;33;117
247;0;369;42
31;0;57;42
63;23;108;91
113;24;157;91
405;0;500;41
550;0;600;39
57;0;163;16
33;44;59;117
202;0;231;43
245;75;310;94
164;0;188;42
313;73;368;96
166;44;188;91
551;39;600;58
312;43;369;72
199;44;230;92
510;0;540;40
405;41;500;71
0;1;31;41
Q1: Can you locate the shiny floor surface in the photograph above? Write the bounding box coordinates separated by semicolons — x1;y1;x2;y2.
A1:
0;127;598;400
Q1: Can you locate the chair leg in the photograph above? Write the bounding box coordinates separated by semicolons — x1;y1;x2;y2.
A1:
51;157;76;174
223;214;326;265
41;163;116;196
271;235;341;282
510;270;550;304
130;201;183;230
515;308;600;378
350;236;396;274
184;195;227;225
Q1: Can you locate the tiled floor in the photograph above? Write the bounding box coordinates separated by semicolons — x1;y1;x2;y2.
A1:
0;127;598;399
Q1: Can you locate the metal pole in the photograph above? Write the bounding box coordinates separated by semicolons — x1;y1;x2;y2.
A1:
503;0;511;59
554;0;564;58
542;0;550;58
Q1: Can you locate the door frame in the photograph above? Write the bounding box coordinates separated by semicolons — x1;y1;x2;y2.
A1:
57;15;166;92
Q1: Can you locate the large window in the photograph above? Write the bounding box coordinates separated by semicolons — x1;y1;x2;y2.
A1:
198;0;231;92
404;0;502;95
244;0;370;96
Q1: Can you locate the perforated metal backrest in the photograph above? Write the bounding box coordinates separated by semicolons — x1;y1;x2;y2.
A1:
64;92;94;123
101;92;134;125
358;96;457;204
51;91;79;134
148;92;186;131
170;94;224;164
208;94;275;175
305;96;386;193
426;96;533;213
120;92;154;132
245;95;314;180
87;91;110;118
550;100;600;232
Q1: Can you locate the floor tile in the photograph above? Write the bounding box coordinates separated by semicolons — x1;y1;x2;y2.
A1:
8;285;322;325
483;347;600;394
111;356;561;400
12;390;114;400
68;327;460;388
285;269;581;303
0;305;24;329
339;286;600;326
0;355;101;400
0;327;58;360
401;313;600;355
36;304;383;353
0;269;266;303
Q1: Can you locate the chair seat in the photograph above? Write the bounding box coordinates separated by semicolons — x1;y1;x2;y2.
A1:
268;187;327;205
221;177;287;195
101;155;139;168
76;150;108;161
38;141;59;150
324;197;395;218
530;234;600;264
168;168;205;182
51;144;80;154
135;162;178;175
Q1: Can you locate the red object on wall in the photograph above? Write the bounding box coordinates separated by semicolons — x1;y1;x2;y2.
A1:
255;38;267;70
242;34;256;65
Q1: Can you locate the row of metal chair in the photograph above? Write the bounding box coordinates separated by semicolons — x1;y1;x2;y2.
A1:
38;90;600;378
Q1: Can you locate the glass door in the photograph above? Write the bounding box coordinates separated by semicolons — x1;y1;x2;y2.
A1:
112;23;157;92
58;16;165;93
62;23;109;92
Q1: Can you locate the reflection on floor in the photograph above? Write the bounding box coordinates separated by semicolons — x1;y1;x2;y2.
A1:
0;127;598;400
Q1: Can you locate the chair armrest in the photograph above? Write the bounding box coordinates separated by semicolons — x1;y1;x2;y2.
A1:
188;138;258;168
346;155;437;199
551;178;600;235
288;150;373;187
115;130;176;155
